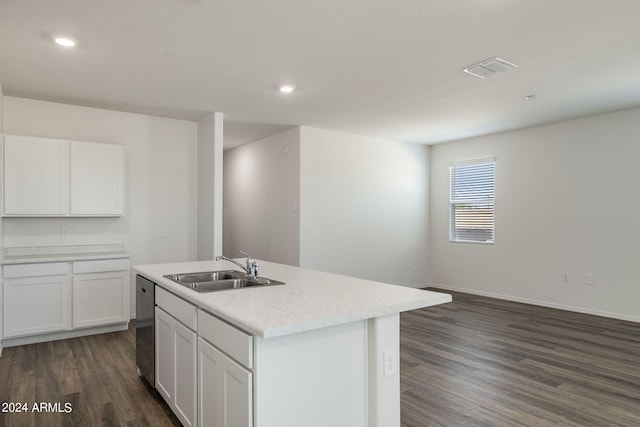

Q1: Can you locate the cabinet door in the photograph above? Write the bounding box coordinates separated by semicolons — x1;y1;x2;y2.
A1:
155;307;175;403
3;275;70;337
198;338;252;427
4;135;68;215
220;350;252;427
156;306;197;427
72;271;129;328
199;337;223;427
70;141;124;216
174;320;197;427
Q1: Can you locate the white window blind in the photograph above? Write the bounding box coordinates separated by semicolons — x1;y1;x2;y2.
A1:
449;159;495;244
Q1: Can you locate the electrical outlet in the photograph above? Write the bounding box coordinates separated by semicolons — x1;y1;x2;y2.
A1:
562;272;569;283
383;347;398;378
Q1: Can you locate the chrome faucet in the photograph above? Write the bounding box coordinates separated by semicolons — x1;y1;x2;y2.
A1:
216;250;260;278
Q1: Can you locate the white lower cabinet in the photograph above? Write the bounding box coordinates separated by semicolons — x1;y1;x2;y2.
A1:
71;259;130;329
198;337;252;427
155;307;175;400
3;275;70;337
152;286;254;427
72;271;129;328
174;318;197;426
1;258;130;343
155;289;197;427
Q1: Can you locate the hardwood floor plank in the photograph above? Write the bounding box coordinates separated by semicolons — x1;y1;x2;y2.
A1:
0;345;17;404
401;289;640;427
6;369;35;427
0;324;180;427
2;289;639;427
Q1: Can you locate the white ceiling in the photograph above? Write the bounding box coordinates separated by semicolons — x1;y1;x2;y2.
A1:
1;0;639;148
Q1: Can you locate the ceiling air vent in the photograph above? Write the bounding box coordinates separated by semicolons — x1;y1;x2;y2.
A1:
463;57;518;79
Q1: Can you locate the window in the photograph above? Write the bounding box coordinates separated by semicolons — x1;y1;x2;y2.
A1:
449;159;495;244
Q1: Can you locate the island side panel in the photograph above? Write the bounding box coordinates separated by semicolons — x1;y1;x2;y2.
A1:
367;313;401;427
254;320;368;427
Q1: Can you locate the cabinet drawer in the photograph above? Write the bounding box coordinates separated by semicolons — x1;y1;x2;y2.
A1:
3;262;68;279
198;310;253;369
155;286;197;331
73;258;129;274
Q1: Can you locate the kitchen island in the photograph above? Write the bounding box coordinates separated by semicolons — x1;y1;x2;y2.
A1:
134;259;451;427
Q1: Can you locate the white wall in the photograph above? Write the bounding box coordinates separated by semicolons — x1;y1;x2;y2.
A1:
2;96;199;314
0;86;3;342
429;107;640;321
223;127;300;266
299;127;430;286
197;112;224;260
0;86;3;260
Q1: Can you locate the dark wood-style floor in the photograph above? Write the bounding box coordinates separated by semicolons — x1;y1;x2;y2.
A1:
0;322;180;427
401;289;640;427
1;290;638;426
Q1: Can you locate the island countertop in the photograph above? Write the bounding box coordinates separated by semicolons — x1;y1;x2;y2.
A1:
133;259;451;339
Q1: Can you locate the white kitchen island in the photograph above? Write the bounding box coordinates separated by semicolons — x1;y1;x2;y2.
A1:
134;260;451;427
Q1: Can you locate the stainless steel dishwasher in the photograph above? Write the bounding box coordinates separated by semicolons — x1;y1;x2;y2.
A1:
136;274;155;386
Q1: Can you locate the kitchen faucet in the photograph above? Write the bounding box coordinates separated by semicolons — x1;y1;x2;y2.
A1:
216;250;260;278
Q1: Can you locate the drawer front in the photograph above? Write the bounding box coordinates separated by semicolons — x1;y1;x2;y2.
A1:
155;286;197;331
3;262;68;279
198;310;253;369
72;258;130;274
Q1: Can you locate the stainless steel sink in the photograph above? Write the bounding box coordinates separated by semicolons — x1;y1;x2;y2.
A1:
163;270;284;293
167;271;240;283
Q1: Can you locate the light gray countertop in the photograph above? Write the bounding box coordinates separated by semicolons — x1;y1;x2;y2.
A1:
2;251;131;264
133;259;451;339
1;244;130;264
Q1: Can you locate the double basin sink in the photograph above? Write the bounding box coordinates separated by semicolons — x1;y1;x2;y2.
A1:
164;270;284;293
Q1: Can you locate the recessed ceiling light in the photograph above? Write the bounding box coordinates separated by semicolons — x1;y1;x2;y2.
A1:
279;84;295;93
54;36;78;47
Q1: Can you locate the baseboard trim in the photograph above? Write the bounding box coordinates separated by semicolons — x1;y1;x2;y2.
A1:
427;283;640;323
404;283;429;289
1;322;129;349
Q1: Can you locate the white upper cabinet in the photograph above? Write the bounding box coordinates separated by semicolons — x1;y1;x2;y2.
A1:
4;135;69;215
70;141;124;215
3;134;125;217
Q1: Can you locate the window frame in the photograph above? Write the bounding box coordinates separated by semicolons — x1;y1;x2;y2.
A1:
448;158;496;245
